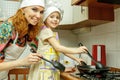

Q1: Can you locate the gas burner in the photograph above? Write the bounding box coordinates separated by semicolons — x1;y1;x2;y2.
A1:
76;65;120;80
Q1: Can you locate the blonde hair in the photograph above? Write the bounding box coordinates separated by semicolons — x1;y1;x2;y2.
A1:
11;9;43;40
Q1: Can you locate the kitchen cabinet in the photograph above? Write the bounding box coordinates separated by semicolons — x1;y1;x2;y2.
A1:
72;6;88;24
51;0;73;25
58;0;114;30
72;0;120;9
72;0;85;5
75;5;114;28
60;0;73;25
58;5;114;30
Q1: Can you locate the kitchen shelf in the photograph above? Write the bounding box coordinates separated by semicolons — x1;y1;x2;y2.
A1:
72;0;120;9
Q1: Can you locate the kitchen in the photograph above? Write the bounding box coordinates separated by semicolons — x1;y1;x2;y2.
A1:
0;0;120;80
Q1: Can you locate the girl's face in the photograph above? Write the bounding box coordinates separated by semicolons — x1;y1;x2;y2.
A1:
45;12;60;28
23;6;44;25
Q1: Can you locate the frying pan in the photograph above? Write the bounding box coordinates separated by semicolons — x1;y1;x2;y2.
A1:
30;48;65;72
77;64;109;74
79;43;105;69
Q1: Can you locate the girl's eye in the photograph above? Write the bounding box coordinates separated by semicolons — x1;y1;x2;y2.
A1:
40;10;44;14
56;16;60;20
50;16;54;18
32;8;38;12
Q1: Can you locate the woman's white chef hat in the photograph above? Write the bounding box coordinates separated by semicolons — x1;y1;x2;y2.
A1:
43;0;64;22
20;0;45;9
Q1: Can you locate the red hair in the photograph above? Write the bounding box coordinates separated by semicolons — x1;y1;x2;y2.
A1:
11;9;43;40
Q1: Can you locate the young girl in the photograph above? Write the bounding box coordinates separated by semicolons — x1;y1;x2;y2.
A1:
28;3;87;80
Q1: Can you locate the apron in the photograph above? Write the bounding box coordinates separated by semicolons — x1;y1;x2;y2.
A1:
28;32;60;80
0;33;27;80
28;47;60;80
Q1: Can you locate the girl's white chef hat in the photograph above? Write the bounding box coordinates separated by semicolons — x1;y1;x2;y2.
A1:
20;0;45;8
43;0;64;22
43;6;63;22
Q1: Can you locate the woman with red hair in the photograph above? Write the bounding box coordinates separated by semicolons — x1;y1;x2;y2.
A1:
0;0;45;79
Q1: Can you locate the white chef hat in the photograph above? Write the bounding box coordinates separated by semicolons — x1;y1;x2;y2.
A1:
20;0;45;9
43;6;63;22
43;0;63;22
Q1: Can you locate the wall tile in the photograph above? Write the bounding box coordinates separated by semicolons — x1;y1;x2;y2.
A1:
77;8;120;67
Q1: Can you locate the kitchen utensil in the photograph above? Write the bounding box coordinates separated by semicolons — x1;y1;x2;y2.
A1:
77;64;109;74
77;64;120;79
81;61;87;66
30;48;65;71
40;57;65;72
79;43;105;69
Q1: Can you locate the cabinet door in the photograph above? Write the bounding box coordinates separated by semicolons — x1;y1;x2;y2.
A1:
73;6;88;24
55;0;73;25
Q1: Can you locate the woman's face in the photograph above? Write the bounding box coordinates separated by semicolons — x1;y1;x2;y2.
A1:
45;12;60;28
23;6;44;25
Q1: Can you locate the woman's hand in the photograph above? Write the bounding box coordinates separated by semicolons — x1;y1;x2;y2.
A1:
19;53;42;66
0;53;42;71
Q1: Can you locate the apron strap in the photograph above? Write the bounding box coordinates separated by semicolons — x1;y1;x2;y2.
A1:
13;32;18;44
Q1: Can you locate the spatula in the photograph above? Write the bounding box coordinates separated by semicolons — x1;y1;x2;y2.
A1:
40;57;65;71
30;48;65;71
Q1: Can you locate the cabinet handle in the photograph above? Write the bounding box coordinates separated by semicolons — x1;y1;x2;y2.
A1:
81;6;85;14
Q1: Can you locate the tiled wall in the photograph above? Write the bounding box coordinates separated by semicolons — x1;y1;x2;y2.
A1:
77;8;120;68
57;30;78;47
58;8;120;68
0;0;20;20
56;30;78;65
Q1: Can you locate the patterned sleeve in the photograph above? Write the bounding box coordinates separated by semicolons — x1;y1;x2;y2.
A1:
40;27;54;41
0;22;13;51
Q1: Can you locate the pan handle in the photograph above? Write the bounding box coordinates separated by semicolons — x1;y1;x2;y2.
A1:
79;43;105;69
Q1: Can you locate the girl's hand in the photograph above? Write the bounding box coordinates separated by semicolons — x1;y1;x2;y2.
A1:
78;46;88;54
75;58;86;65
64;67;76;73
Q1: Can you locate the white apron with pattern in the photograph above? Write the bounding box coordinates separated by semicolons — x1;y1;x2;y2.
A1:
28;32;60;80
0;33;27;80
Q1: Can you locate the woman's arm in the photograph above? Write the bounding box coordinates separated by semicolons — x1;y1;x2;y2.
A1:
48;37;87;54
0;53;42;71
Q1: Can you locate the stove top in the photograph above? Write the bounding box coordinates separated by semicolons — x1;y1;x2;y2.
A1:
76;65;120;80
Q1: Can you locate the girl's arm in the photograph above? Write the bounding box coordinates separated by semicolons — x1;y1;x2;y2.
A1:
48;37;87;54
63;53;84;64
